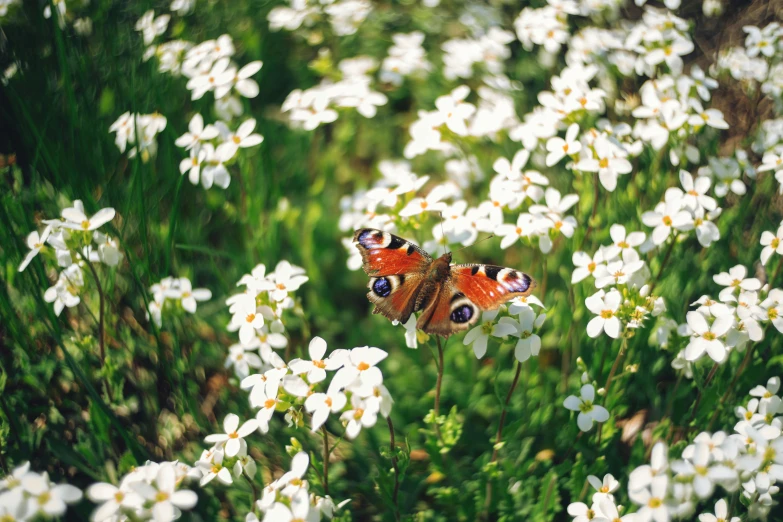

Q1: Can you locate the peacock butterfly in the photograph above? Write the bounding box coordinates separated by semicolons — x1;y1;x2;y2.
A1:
353;228;536;337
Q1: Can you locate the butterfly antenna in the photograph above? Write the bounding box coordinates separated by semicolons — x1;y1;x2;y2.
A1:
439;211;448;255
454;234;496;256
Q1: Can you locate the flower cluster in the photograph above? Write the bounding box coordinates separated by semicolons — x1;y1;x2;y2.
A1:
281;55;388;130
19;200;119;316
247;452;349;521
268;0;372;38
0;462;82;519
175;114;263;190
613;376;783;520
380;32;430;85
147;276;212;328
86;460;198;522
109;112;168;162
669;263;776;366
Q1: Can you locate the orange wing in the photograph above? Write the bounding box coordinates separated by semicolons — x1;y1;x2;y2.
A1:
417;264;536;338
354;229;432;323
353;229;432;277
451;264;535;309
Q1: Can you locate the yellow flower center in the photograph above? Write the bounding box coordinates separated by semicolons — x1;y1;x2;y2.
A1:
37;492;51;506
228;431;239;439
353;408;365;420
246;313;256;323
325;397;333;407
81;220;91;230
264;398;276;409
233;136;241;144
357;362;370;371
588;262;596;272
773;238;781;248
599;158;609;169
703;332;716;341
662;216;672;226
313;360;326;369
155;491;169;502
600;310;614;319
648;497;662;508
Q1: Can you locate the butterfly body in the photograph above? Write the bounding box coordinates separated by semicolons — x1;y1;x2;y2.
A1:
353;228;536;337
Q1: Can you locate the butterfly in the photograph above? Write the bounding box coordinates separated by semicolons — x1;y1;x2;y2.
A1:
353;228;536;337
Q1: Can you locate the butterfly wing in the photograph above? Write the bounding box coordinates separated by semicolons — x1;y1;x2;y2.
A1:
353;228;432;277
354;228;433;324
417;264;536;337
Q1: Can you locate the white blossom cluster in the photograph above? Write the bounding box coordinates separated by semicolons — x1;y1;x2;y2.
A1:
246;452;350;521
440;28;515;81
669;264;780;367
268;0;372;38
565;377;783;521
85;461;198;522
109;112;168;162
147;276;212;328
380;32;430;86
175;114;264;190
18;200;119;316
0;462;82;520
281;56;388;130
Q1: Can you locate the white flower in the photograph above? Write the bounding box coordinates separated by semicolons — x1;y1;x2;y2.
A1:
585;290;623;339
18;227;52;272
629;475;670;522
21;472;82;517
87;481;143;521
587;474;619;503
305;384;348;432
594;258;645;289
196;449;234;487
288;337;345;384
175;113;219;150
679;170;717;212
135;10;170;46
463;310;517;359
176;278;211;313
493;149;530;181
564;384;610;432
642;198;691;246
204;414;259;457
399;184;452;217
495;213;536;249
332;346;387;394
269;261;309;301
713;265;761;302
684;311;732;363
130;463;198;522
340;395;380;439
575;136;632;191
545;123;581;167
221;118;264;157
499;307;545;362
629;442;669;491
60;205;116;232
760;223;783;266
698;498;740;522
572;250;605;284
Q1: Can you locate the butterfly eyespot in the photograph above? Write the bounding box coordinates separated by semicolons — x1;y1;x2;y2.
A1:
450;305;474;324
372;277;392;297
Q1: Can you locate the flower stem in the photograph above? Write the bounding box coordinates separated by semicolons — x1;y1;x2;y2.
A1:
772;256;783;286
80;254;113;402
707;344;756;431
434;335;445;441
649;236;676;294
578;172;600;251
322;425;330;497
387;415;401;521
82;258;106;366
483;360;523;518
602;337;628;399
688;363;719;426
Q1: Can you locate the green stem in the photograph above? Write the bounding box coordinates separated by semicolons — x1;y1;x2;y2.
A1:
387;415;401;521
